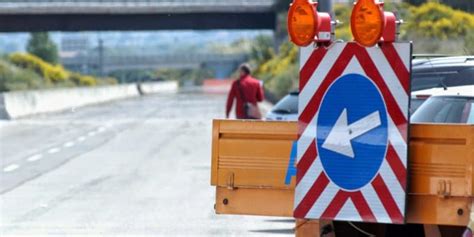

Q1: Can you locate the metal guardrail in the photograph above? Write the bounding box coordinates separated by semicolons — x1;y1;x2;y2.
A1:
61;53;248;73
62;53;247;64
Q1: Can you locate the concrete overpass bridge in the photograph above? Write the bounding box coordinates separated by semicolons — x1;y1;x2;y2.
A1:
0;0;278;32
61;53;248;78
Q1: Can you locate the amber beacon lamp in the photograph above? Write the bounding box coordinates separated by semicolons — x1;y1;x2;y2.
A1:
351;0;399;46
287;0;332;47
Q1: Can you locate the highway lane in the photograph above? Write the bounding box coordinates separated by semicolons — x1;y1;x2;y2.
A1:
0;90;293;236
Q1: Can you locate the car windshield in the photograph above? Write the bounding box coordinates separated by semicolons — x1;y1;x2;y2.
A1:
411;96;474;124
411;67;474;91
272;93;298;114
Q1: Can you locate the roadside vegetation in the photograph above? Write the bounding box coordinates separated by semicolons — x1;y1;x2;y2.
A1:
0;32;117;92
0;52;117;92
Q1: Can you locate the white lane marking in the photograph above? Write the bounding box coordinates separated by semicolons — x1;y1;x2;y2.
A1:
97;127;106;133
48;147;60;154
63;141;75;148
3;164;19;172
77;136;86;142
27;154;43;162
88;131;96;136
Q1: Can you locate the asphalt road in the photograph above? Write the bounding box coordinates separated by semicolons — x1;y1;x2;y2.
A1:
0;90;293;236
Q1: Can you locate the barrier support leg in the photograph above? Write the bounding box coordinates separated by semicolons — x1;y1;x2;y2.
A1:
295;219;335;237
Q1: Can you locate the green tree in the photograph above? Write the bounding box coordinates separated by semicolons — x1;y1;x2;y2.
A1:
26;32;59;64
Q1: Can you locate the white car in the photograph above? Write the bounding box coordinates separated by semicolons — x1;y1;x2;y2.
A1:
265;91;298;121
411;86;474;124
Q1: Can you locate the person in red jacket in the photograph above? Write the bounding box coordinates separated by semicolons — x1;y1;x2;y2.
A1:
226;64;264;119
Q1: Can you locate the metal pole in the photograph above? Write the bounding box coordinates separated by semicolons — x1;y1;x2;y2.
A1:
318;0;335;42
98;38;104;77
318;0;333;17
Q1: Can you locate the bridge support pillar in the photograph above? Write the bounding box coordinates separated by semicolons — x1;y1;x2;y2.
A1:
203;60;242;79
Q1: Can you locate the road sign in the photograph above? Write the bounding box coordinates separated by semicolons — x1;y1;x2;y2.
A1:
294;42;411;224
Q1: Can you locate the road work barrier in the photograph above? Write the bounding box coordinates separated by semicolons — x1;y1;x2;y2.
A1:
0;81;178;119
211;120;297;217
211;120;474;227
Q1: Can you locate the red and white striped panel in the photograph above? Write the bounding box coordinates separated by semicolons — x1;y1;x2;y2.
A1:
294;42;411;224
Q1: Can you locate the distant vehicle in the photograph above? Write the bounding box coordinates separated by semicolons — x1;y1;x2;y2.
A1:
265;91;298;121
411;56;474;111
411;87;474;124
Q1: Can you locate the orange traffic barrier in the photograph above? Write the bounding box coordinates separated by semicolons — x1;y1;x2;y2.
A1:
211;120;297;216
211;120;474;227
406;123;474;226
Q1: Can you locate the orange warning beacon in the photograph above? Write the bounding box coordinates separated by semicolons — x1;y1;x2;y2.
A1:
288;0;332;47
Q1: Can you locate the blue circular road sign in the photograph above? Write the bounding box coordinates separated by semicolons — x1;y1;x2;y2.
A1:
316;73;388;190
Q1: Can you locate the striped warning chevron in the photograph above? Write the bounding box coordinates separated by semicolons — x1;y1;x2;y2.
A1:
294;42;411;224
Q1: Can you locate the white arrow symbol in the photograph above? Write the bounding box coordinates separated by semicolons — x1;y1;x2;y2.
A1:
322;109;381;158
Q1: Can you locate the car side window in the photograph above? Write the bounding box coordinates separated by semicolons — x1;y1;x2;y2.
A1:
411;67;474;91
411;74;445;91
445;68;474;87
